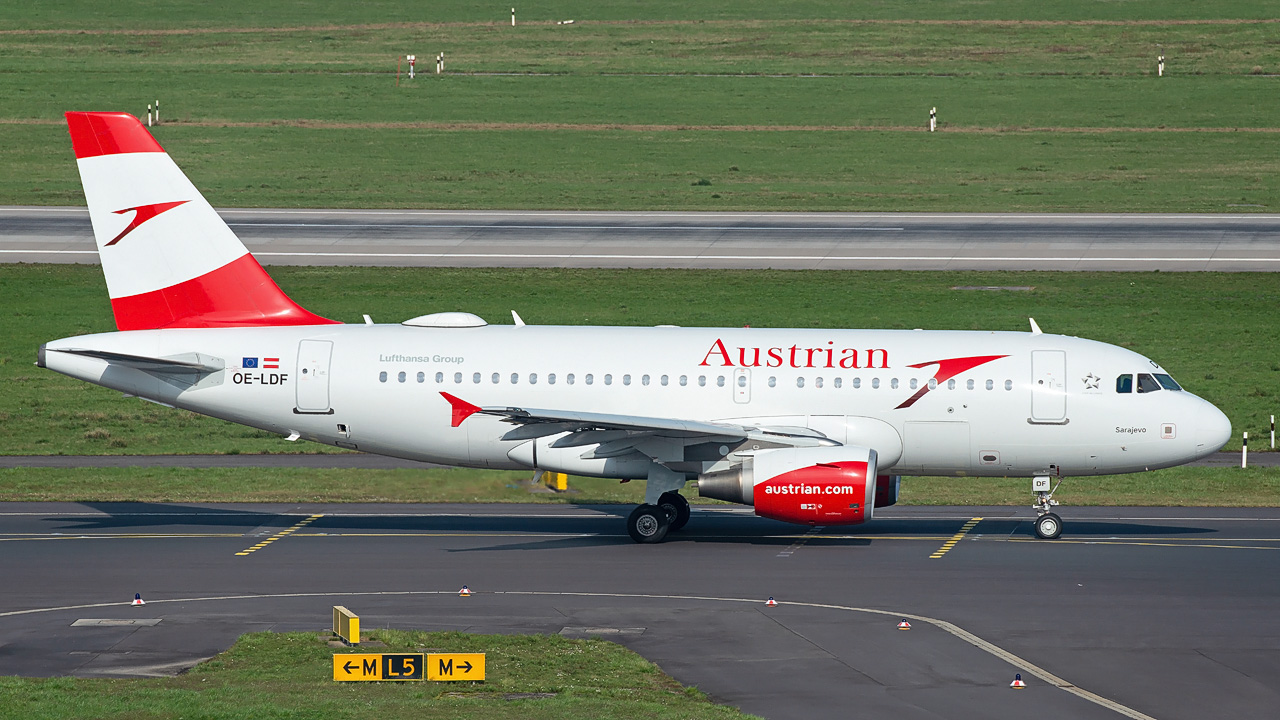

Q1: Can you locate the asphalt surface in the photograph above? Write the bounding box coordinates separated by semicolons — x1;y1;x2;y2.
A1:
4;207;1280;271
3;502;1279;720
1;451;1271;468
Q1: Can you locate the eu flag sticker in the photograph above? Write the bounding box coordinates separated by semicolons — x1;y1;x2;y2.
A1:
242;357;259;369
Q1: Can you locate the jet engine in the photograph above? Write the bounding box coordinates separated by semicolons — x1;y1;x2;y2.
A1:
698;446;897;525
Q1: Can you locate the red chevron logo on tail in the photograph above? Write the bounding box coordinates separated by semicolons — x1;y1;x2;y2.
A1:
106;200;190;246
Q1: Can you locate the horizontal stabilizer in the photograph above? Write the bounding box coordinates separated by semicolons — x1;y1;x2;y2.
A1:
46;347;223;375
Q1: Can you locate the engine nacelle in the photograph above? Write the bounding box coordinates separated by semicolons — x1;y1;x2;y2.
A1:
875;474;901;508
698;446;878;525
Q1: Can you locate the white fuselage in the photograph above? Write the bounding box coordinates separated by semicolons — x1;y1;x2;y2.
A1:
42;323;1231;479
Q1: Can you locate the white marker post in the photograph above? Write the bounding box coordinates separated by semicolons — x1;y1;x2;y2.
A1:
408;54;415;79
512;7;516;27
154;99;159;125
929;107;936;132
1241;432;1248;468
147;103;152;127
1271;415;1275;449
1158;54;1165;77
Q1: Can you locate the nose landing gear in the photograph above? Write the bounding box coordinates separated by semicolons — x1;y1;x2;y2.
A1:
1033;475;1063;539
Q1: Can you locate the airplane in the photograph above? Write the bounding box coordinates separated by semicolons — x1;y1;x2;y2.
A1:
38;112;1233;543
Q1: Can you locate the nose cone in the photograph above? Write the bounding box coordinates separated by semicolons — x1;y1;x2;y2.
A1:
1194;401;1232;457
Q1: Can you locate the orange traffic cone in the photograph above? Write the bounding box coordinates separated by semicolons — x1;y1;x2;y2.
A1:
131;593;145;606
1010;673;1026;689
765;597;777;607
459;585;472;597
897;619;911;630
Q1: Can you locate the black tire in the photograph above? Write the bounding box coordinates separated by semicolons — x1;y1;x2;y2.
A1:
658;491;691;532
627;504;670;543
1034;512;1063;540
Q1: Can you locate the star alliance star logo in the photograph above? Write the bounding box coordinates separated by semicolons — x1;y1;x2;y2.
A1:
1082;372;1100;390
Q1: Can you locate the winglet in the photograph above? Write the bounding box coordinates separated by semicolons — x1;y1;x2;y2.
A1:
1029;318;1043;335
440;392;483;427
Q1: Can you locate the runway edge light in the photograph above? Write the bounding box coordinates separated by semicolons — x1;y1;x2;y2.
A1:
897;619;911;630
459;585;472;597
765;597;777;607
132;593;145;606
1010;673;1027;689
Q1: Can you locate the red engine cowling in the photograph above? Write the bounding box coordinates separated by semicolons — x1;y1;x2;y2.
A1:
698;446;880;526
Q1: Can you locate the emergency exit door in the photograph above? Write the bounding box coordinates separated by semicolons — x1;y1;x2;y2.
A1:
295;339;333;413
1030;350;1066;423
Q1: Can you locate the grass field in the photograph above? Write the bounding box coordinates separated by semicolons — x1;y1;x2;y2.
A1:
3;265;1277;456
1;2;1277;210
1;465;1276;507
0;630;750;720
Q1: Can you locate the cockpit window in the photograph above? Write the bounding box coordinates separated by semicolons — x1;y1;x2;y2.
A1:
1136;373;1162;393
1116;375;1133;393
1154;373;1182;391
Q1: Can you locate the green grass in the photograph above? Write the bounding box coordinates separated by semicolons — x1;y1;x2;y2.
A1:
0;630;751;720
1;2;1278;211
4;265;1277;455
0;465;1275;506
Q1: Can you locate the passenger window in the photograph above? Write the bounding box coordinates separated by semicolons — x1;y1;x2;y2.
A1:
737;374;747;387
834;377;842;388
623;374;631;386
660;375;668;386
1137;373;1161;393
492;372;500;384
436;372;444;383
1116;375;1133;393
1004;379;1013;391
768;376;777;387
815;377;824;388
871;378;880;389
473;372;481;384
379;371;387;383
852;378;861;389
947;379;955;390
604;374;613;386
585;373;593;385
797;377;805;388
966;379;974;390
567;373;575;385
548;373;556;385
417;371;425;383
510;373;519;384
698;376;706;387
454;372;462;384
680;375;688;386
928;378;937;390
909;378;918;390
530;373;538;385
985;379;994;390
891;378;899;390
642;374;650;386
398;371;406;383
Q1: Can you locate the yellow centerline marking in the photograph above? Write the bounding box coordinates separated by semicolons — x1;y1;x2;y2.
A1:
930;517;982;559
235;514;323;556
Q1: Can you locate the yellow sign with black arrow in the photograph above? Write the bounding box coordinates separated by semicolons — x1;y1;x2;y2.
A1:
427;653;486;681
332;653;424;682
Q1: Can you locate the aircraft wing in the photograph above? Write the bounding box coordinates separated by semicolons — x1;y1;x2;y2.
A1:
439;392;837;449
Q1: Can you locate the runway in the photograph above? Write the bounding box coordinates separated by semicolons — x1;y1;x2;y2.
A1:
3;502;1278;719
4;207;1280;271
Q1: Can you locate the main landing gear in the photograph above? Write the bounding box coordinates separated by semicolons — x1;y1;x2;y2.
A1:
1033;475;1063;540
626;492;690;544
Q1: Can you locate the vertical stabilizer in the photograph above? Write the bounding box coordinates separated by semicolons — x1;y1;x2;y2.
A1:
65;112;337;330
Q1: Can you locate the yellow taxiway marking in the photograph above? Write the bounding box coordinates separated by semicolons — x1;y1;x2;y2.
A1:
235;514;323;556
930;517;982;559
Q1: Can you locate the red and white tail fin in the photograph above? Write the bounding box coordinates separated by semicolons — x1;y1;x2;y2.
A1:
65;112;337;331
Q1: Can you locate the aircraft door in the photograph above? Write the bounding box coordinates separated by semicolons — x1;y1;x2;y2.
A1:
733;368;751;404
1030;350;1066;423
295;339;333;414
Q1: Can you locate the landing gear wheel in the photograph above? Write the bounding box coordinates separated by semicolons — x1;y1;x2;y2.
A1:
1034;512;1063;540
627;504;671;543
658;491;691;532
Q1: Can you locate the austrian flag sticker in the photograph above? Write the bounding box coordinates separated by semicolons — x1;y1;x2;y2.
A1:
242;357;280;369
